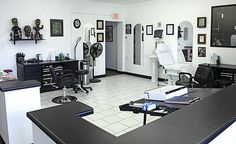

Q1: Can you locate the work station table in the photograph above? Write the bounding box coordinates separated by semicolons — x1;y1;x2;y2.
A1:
119;88;220;125
27;85;236;144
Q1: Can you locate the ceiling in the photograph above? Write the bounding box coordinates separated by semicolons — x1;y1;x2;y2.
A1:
90;0;155;5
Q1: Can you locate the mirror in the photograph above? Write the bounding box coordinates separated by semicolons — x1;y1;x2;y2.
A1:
133;24;144;65
83;23;96;44
177;21;193;62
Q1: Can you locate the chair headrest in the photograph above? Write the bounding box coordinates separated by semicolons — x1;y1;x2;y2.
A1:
156;43;170;53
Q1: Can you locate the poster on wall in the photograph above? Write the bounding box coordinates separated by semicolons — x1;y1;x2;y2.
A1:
198;47;206;57
211;4;236;48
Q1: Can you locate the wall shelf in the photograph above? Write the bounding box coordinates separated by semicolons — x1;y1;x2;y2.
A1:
10;38;45;45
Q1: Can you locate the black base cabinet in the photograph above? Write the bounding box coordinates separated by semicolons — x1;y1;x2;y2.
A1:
17;60;79;92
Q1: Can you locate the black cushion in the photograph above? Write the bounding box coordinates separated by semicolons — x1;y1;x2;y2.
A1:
194;66;211;83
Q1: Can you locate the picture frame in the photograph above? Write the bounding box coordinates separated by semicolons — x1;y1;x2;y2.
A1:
198;47;206;57
146;25;153;35
197;17;207;28
91;28;95;36
97;33;104;42
105;26;113;42
50;19;63;37
198;34;206;44
166;24;174;35
211;4;236;48
96;20;104;30
126;24;132;34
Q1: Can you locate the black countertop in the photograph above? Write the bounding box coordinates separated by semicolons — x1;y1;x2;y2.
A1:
27;86;236;144
19;59;79;66
27;101;116;144
200;63;236;70
0;80;41;92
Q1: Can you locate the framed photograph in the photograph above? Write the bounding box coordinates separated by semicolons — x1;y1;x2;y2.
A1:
146;25;153;35
166;24;174;35
50;19;63;37
91;28;95;36
97;33;104;42
105;26;113;42
198;34;206;44
197;17;207;28
73;19;81;29
126;24;132;34
211;4;236;48
96;20;104;30
198;47;206;57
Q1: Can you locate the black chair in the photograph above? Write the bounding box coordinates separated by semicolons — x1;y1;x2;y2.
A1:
176;66;214;88
49;65;77;104
75;69;92;93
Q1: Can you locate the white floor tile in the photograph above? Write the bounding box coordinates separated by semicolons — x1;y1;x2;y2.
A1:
120;117;140;127
103;115;122;123
40;74;159;137
105;122;129;133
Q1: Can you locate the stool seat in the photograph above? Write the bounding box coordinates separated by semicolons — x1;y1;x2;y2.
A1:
75;70;89;75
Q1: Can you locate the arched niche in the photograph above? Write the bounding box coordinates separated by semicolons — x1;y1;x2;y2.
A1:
133;23;144;65
177;21;193;62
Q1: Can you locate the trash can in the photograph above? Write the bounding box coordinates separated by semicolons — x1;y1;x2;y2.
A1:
80;60;90;85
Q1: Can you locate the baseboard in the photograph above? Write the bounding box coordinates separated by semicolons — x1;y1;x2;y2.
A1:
94;74;106;78
117;71;151;79
100;69;168;81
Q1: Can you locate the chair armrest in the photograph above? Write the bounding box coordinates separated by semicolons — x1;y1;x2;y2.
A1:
178;72;192;80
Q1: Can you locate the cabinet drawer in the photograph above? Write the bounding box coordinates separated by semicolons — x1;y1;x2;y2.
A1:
25;66;41;73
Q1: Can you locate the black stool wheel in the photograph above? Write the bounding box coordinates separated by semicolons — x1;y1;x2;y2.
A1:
52;96;77;104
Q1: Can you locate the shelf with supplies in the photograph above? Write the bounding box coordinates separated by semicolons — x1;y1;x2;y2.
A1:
9;38;45;45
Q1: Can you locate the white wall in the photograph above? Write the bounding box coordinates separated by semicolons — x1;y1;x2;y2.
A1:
124;0;236;77
0;0;126;76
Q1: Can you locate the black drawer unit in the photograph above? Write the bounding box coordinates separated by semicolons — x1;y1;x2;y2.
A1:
17;60;79;92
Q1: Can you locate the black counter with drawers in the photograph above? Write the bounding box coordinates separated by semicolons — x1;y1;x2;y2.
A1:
17;60;79;92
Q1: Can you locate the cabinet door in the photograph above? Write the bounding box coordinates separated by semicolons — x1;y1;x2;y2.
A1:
25;65;42;82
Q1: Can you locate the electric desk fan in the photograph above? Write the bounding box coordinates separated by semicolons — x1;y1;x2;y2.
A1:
89;43;103;83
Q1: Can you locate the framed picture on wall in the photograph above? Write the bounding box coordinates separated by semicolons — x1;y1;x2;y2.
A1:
126;24;132;34
211;4;236;48
197;17;207;28
146;25;153;35
198;47;206;57
50;19;63;37
97;33;104;42
166;24;174;35
105;26;113;42
198;34;206;44
96;20;104;30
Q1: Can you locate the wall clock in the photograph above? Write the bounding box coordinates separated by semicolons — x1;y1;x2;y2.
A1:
73;19;81;29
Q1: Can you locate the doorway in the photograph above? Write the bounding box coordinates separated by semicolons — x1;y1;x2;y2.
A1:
105;21;123;77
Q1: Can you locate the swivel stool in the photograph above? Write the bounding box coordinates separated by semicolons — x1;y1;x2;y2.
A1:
75;69;92;93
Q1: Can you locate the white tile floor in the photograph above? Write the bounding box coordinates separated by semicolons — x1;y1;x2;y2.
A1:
40;74;160;137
